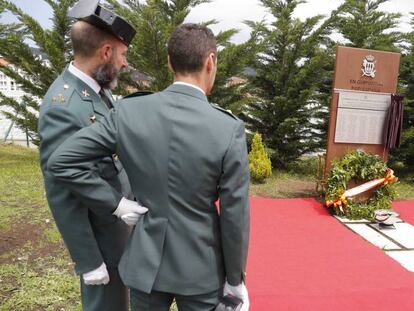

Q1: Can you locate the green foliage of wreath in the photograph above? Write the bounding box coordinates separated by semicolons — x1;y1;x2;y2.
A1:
325;150;397;220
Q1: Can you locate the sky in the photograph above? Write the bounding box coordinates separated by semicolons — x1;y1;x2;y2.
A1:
4;0;414;44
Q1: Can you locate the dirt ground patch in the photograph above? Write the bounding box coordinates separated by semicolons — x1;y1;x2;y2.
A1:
0;222;42;258
0;219;65;266
276;179;316;196
250;173;318;198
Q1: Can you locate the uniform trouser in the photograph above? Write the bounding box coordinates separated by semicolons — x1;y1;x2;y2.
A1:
80;268;128;311
130;287;222;311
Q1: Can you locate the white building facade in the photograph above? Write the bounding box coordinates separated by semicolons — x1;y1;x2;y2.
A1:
0;60;36;147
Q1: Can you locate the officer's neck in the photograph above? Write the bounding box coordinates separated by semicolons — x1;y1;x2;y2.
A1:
73;59;97;79
174;73;210;95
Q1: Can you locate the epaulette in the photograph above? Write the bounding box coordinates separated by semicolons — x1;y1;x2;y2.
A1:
49;83;75;106
123;91;154;99
210;103;238;120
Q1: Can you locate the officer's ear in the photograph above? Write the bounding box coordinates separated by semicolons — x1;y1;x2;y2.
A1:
205;52;217;95
99;42;114;62
167;56;174;73
205;52;217;74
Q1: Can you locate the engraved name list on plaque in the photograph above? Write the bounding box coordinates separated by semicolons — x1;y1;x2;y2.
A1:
334;91;391;144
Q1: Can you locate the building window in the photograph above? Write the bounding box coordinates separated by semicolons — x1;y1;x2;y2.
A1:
0;81;7;91
10;81;17;91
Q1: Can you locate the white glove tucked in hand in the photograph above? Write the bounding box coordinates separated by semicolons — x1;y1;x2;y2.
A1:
113;197;148;225
223;281;249;311
83;262;110;285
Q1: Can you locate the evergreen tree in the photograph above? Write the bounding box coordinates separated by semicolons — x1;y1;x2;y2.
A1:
335;0;402;51
109;0;257;114
0;0;75;144
209;30;260;113
243;0;340;167
0;0;256;143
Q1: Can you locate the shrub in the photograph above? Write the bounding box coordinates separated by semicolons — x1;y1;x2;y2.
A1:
248;132;272;183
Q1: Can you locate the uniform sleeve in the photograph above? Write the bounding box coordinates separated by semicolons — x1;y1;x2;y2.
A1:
39;105;104;274
38;105;84;167
218;121;250;286
47;108;123;214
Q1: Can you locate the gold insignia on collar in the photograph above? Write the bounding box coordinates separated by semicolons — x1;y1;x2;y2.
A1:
51;96;57;103
112;154;119;161
59;94;65;103
82;90;90;97
90;115;97;123
63;84;69;89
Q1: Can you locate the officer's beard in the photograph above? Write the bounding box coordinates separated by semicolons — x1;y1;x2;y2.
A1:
91;58;119;90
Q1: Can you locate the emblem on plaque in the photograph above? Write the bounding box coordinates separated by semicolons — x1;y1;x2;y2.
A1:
361;54;376;78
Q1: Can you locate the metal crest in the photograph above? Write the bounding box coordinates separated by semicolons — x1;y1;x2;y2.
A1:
361;54;376;78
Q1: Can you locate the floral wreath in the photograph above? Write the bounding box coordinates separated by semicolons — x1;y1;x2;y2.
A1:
325;150;397;220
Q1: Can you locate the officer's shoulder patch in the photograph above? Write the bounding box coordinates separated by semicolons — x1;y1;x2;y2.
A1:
47;82;75;106
210;103;238;120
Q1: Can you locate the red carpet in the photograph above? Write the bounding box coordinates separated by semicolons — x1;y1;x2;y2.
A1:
247;197;414;310
393;200;414;224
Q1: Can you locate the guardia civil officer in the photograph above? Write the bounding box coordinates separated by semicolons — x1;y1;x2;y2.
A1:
38;1;148;310
47;24;250;311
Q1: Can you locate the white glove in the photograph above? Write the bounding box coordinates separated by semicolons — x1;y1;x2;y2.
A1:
113;197;148;225
83;262;110;285
223;281;249;311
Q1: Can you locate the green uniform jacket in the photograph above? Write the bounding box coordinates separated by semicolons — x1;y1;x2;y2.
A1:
48;84;250;295
38;68;132;274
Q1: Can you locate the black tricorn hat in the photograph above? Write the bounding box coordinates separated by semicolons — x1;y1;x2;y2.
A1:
68;0;136;46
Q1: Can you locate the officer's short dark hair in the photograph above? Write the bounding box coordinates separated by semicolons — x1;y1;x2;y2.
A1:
71;21;116;58
168;23;217;74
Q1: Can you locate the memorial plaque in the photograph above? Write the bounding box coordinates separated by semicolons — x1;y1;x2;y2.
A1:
334;91;391;144
324;46;400;175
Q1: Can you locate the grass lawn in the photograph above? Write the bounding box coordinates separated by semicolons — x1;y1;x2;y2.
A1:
0;144;80;311
0;144;413;310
